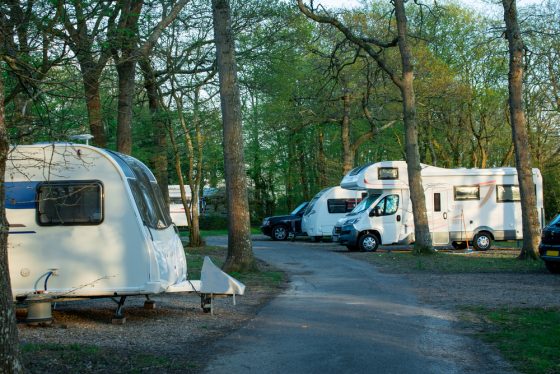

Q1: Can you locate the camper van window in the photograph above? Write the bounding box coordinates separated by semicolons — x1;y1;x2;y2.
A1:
454;186;480;201
37;181;103;225
327;199;359;214
349;193;381;215
496;185;520;202
378;167;398;180
374;195;399;215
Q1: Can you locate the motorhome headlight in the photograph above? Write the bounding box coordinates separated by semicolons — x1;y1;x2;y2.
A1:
345;218;360;225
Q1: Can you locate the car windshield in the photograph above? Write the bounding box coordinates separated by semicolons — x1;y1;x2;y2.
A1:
291;202;308;215
347;193;381;216
550;214;560;226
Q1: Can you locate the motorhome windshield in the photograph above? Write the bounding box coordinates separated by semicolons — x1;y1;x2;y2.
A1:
291;202;308;215
304;188;329;215
347;193;381;216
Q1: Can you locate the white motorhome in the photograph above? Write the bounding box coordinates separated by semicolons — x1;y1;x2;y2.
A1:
333;161;544;252
301;186;366;241
169;184;191;227
6;144;244;319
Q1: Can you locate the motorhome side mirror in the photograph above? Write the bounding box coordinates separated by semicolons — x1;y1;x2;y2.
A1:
370;207;381;217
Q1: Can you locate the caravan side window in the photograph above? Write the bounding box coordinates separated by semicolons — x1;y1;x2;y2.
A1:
496;185;520;202
327;199;360;214
454;186;480;201
37;181;103;225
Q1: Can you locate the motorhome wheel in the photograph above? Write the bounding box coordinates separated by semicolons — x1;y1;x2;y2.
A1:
359;233;379;252
473;232;492;251
545;261;560;274
272;225;288;241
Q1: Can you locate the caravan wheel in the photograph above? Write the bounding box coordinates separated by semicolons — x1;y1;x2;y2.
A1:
359;233;379;252
473;232;492;251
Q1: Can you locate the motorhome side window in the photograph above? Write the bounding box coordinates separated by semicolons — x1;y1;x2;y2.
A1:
454;186;480;201
378;167;398;180
327;199;359;214
37;181;103;225
496;185;520;202
374;195;399;215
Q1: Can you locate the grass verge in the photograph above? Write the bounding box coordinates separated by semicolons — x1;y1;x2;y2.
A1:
463;307;560;374
347;250;546;273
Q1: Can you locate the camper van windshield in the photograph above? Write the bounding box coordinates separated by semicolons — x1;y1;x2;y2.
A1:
304;188;328;215
348;193;381;216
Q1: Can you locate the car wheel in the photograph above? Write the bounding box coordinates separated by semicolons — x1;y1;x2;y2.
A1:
452;241;467;250
473;232;492;251
346;244;358;252
359;233;379;252
272;225;288;241
545;261;560;274
311;236;323;242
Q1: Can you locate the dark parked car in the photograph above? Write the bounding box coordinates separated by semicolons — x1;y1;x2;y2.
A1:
261;202;308;241
539;214;560;274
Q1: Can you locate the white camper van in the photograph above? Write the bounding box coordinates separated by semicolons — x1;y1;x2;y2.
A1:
301;186;365;241
169;184;191;227
5;144;244;319
333;161;544;252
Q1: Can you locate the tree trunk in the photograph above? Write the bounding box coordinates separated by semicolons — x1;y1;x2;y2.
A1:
0;66;24;374
212;0;256;272
317;128;327;188
341;90;354;175
82;70;107;148
502;0;541;260
394;0;433;254
116;60;135;155
140;59;169;203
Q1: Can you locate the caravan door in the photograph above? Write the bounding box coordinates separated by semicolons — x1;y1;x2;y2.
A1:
428;188;450;245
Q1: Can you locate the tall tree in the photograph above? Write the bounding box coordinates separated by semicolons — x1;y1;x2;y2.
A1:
0;63;24;373
502;0;541;259
212;0;256;272
297;0;434;253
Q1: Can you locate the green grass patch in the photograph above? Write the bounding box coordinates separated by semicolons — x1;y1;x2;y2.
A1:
468;307;560;374
348;251;546;274
21;343;188;373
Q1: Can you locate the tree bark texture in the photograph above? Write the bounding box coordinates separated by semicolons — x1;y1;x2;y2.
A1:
341;89;354;175
0;66;24;374
502;0;541;259
212;0;256;272
82;70;107;147
394;0;433;253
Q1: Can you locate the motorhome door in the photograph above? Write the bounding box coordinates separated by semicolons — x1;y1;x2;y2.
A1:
427;188;450;245
372;194;402;245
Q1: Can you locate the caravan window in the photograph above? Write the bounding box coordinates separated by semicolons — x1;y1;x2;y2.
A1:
37;181;103;225
496;185;520;202
304;188;329;215
327;199;359;214
454;186;480;201
378;167;398;180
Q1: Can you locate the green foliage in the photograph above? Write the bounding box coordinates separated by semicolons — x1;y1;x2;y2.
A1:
199;214;229;230
473;308;560;374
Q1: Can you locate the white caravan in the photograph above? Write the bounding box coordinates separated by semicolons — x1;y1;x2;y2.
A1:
333;161;544;251
169;184;192;227
6;144;244;319
301;186;366;241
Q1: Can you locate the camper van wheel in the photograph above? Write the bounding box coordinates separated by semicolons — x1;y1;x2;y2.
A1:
272;225;288;241
359;233;379;252
473;232;492;251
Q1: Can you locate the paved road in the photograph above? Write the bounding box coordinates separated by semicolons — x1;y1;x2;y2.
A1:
203;236;513;374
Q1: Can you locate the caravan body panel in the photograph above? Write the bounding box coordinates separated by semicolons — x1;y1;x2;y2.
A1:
6;144;187;299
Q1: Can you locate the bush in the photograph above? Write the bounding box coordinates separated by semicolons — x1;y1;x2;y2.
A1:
199;214;228;230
